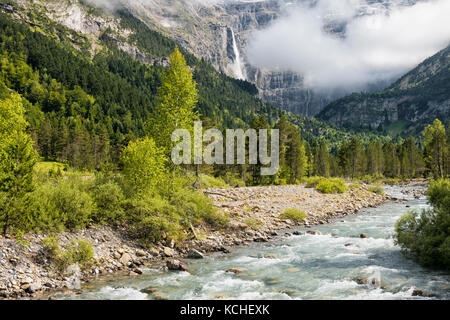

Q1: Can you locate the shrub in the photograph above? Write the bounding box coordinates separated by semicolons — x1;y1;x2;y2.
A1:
27;177;94;231
51;179;94;230
315;178;347;194
170;188;229;228
41;237;94;270
198;174;229;188
279;208;307;223
367;185;384;194
395;179;450;268
120;137;167;196
64;239;94;269
304;176;324;188
122;195;183;243
349;183;362;189
91;179;125;224
223;173;246;188
244;218;263;230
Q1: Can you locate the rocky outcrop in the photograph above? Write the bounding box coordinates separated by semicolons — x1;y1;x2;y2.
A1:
318;45;450;134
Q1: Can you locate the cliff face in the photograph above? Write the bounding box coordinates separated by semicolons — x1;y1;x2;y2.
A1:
10;0;427;120
318;45;450;134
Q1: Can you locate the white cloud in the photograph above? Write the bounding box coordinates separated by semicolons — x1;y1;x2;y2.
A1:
246;0;450;91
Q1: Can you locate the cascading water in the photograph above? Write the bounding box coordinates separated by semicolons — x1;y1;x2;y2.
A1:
229;28;246;80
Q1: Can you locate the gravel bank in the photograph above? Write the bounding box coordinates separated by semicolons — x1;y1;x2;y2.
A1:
1;183;403;299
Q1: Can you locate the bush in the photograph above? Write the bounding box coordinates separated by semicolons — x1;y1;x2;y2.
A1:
198;174;229;188
395;179;450;268
304;176;324;188
315;178;347;194
41;237;94;270
91;179;125;224
367;185;385;194
50;179;94;230
279;208;307;223
244;218;263;230
120;137;167;196
27;177;94;231
122;195;183;243
170;188;229;228
349;183;362;189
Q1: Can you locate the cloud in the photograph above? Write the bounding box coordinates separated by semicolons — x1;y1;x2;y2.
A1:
246;0;450;91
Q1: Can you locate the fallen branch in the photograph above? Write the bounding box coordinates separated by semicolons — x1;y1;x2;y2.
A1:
202;191;239;201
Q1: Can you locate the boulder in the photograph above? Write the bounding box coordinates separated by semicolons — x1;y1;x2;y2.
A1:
141;286;158;294
149;247;160;256
136;250;147;257
360;233;368;239
119;253;132;265
163;247;175;257
226;267;247;274
187;249;204;259
166;259;189;272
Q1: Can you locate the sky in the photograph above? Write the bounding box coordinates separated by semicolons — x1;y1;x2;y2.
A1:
246;0;450;91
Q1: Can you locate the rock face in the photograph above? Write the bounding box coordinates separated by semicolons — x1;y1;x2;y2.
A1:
11;0;428;119
318;45;450;134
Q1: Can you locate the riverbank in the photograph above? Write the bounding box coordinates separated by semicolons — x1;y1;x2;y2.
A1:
0;182;424;299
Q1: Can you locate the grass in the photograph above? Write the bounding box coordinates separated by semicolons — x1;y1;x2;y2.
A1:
315;178;348;194
279;208;307;223
244;218;263;231
367;185;385;194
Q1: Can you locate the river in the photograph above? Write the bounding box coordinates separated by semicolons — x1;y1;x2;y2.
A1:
53;186;450;300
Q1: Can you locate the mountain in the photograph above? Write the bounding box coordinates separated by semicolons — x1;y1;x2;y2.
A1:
19;0;422;118
110;0;424;117
318;45;450;135
0;0;388;169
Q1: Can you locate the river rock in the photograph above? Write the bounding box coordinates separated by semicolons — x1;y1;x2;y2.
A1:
166;259;188;272
226;267;247;274
163;247;175;257
141;286;158;294
136;250;147;257
119;253;132;265
187;249;204;259
149;247;160;256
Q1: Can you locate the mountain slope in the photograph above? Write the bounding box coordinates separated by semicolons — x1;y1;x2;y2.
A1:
317;45;450;135
0;0;390;170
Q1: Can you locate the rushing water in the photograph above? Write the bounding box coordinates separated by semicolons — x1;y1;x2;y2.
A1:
55;186;450;300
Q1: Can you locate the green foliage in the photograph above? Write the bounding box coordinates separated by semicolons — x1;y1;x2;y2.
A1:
146;47;199;155
395;179;450;268
304;176;325;188
122;194;184;243
423;119;447;178
120;137;167;196
279;208;307;223
41;237;94;270
367;185;385;195
91;179;125;224
244;218;263;231
198;174;229;189
27;177;94;231
0;93;38;235
315;178;348;194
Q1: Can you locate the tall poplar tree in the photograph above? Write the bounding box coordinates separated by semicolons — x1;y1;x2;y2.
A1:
146;47;199;158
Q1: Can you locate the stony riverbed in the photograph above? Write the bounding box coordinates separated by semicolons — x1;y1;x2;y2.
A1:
1;182;420;299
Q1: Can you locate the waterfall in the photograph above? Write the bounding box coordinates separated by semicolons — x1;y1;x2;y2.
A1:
230;29;246;80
